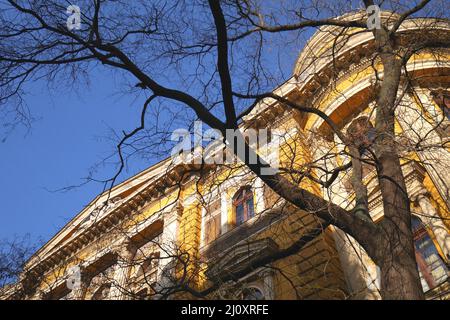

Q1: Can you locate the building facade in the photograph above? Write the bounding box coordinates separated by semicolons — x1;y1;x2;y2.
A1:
2;13;449;300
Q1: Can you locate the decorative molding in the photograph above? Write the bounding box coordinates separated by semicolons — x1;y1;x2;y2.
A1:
205;238;279;281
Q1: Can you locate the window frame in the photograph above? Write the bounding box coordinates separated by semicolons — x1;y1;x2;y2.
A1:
232;187;255;227
204;211;221;245
411;216;448;292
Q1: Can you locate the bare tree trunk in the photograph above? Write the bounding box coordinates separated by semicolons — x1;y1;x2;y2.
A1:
377;235;424;299
373;52;424;299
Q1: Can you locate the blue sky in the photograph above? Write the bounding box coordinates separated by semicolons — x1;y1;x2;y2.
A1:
0;70;153;244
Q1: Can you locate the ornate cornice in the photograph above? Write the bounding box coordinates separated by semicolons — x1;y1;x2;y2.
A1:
205;238;279;281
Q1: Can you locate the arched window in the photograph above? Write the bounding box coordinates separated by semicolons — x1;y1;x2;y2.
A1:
242;287;265;300
233;186;255;226
412;216;448;292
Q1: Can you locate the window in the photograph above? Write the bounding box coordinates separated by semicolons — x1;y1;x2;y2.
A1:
412;216;448;292
242;287;265;300
204;213;221;245
233;187;255;226
203;200;221;245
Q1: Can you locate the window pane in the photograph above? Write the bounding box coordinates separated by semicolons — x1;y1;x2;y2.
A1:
418;269;430;292
415;237;448;287
233;187;254;225
236;204;245;225
205;216;221;245
246;198;254;219
412;216;449;291
214;214;221;238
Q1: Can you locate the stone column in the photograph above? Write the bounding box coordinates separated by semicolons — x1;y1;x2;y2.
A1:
220;191;229;234
72;277;89;300
254;177;265;214
331;227;381;299
65;265;88;300
413;188;450;260
327;134;353;210
108;242;134;300
200;206;207;247
312;136;377;298
397;90;450;208
262;270;274;300
153;209;181;299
